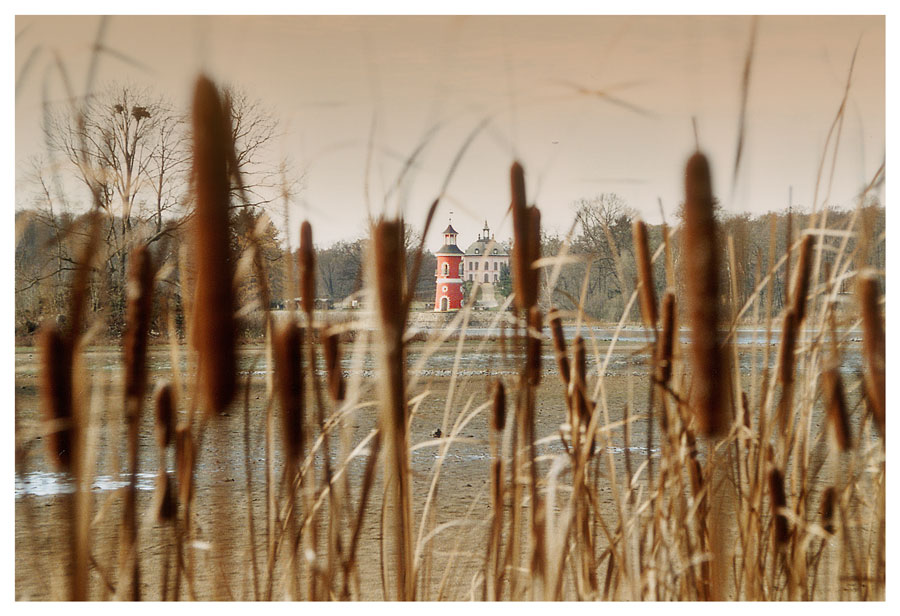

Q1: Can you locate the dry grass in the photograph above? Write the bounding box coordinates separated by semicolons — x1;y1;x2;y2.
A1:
16;70;886;602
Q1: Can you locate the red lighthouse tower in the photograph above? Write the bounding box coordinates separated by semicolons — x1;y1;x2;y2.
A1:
434;223;464;311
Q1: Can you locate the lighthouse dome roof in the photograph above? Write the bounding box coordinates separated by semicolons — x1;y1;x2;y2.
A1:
436;243;464;256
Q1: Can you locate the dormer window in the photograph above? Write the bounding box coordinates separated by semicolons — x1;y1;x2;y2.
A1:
492;248;498;254
474;249;479;255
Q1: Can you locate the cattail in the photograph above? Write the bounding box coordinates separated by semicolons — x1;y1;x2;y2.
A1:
38;322;73;471
526;307;542;387
372;218;414;600
655;291;675;385
274;321;304;467
510;162;541;311
299;220;316;317
822;367;851;451
548;308;570;386
777;309;798;387
572;336;590;424
682;152;724;436
175;424;194;506
820;486;836;535
491;380;506;433
154;382;176;449
858;270;885;437
155;472;177;522
633;219;658;329
790;234;813;324
769;467;790;546
322;328;346;402
123;245;155;405
741;390;751;430
191;74;236;416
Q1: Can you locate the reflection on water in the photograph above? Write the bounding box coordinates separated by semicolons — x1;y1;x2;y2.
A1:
15;471;159;499
16;442;661;498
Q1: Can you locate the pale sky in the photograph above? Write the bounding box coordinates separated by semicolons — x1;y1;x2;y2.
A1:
14;14;885;249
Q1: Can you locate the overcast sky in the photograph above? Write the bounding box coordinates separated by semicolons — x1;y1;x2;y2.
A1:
14;14;885;249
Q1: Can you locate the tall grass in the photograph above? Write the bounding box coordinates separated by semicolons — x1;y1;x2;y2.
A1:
17;70;886;602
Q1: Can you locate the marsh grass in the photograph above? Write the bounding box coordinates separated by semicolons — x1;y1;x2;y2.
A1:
16;54;886;602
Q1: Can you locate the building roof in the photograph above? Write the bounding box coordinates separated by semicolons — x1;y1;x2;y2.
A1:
442;224;458;235
464;237;509;257
436;243;465;256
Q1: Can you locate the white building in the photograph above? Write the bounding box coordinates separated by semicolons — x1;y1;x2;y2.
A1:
462;220;509;284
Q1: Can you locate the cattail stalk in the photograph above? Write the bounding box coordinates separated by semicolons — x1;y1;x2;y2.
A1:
119;244;155;601
485;380;506;600
372;218;414;600
273;319;304;597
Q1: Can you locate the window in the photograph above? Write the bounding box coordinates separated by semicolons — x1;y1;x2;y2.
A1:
442;263;449;276
475;262;478;270
474;248;479;255
469;261;472;271
469;274;473;281
458;263;464;276
494;274;498;282
484;273;489;283
493;248;498;254
494;262;498;270
442;286;448;292
483;262;488;271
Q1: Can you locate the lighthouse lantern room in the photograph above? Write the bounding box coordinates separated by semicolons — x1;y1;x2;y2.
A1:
434;223;464;311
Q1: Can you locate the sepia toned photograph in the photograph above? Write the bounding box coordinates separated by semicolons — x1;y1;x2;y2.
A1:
13;11;886;602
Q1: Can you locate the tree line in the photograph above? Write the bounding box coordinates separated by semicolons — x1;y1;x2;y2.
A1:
14;83;885;339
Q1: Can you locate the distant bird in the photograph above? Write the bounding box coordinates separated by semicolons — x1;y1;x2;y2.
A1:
431;428;442;438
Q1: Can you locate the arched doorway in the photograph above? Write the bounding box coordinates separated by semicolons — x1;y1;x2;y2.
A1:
440;296;449;311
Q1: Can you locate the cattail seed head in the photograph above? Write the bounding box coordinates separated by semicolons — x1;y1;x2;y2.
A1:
526;307;542;387
633;219;658;329
123;245;155;404
322;328;346;402
299;220;316;317
858;270;885;437
822;366;851;451
38;322;73;471
820;486;836;535
274;320;304;467
175;424;194;505
510;162;541;311
777;309;798;386
572;335;591;424
768;468;790;546
373;219;407;342
548;308;570;386
191;74;236;416
155;472;177;522
682;152;724;436
790;234;813;324
741;390;751;430
154;382;176;449
491;380;506;433
656;291;676;385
